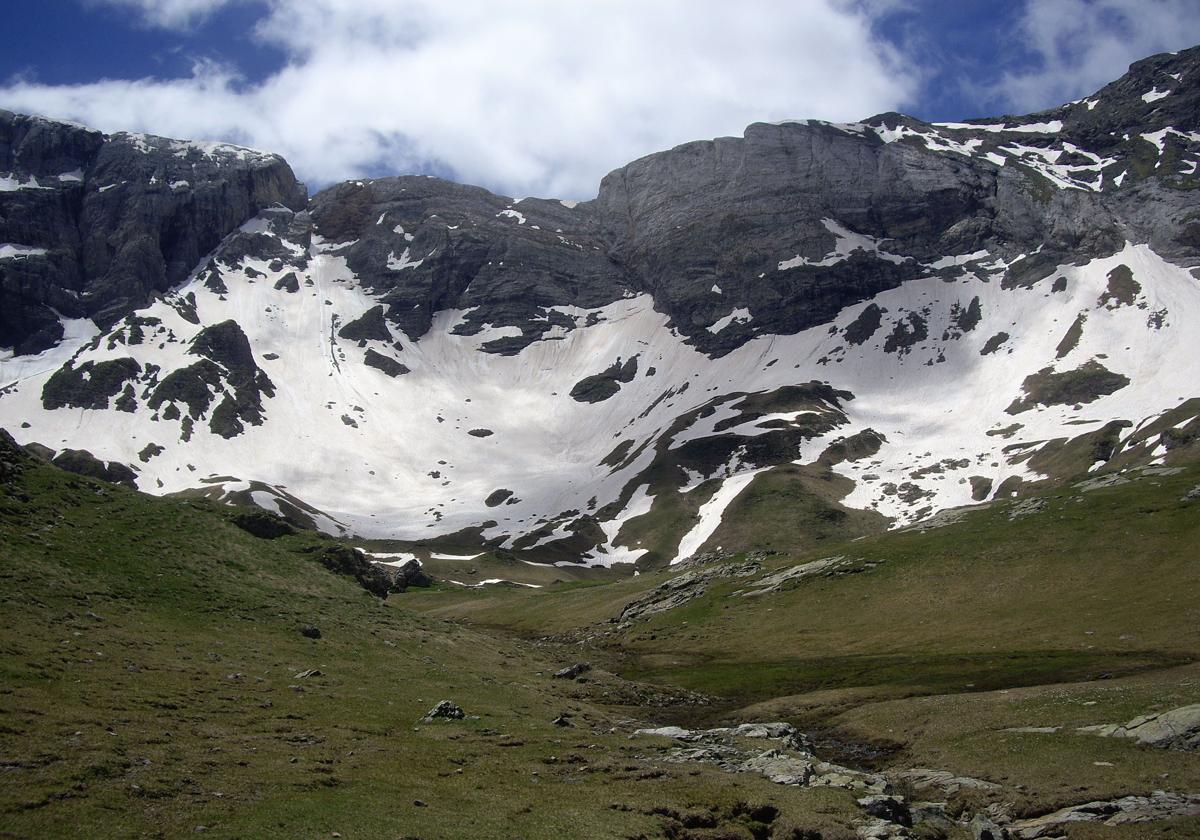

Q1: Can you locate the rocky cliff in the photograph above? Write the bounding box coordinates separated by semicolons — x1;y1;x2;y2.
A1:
0;110;307;354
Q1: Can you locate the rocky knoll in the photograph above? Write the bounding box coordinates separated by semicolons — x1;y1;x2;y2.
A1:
0;110;307;354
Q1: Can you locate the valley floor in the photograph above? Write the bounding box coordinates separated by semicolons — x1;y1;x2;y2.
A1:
2;434;1200;838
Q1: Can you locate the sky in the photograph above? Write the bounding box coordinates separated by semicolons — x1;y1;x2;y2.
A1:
2;0;1199;199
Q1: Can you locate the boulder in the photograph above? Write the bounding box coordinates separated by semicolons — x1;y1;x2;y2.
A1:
377;558;432;592
422;700;465;721
552;662;591;680
231;509;296;540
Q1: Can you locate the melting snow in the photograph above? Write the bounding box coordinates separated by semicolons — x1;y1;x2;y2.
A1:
387;248;424;271
0;174;49;191
0;244;48;259
778;219;907;270
707;308;752;333
5;209;1198;560
671;469;765;564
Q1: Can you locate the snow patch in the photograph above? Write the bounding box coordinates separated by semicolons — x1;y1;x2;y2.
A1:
708;308;752;333
0;244;48;259
672;469;765;564
779;219;907;270
387;248;424;271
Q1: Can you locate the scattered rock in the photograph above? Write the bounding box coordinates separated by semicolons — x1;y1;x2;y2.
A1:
1082;703;1200;750
620;559;761;621
293;669;322;679
484;488;514;507
552;662;591;680
569;356;639;403
969;812;1009;840
311;544;395;597
634;721;881;793
362;349;409;377
1009;791;1200;838
337;305;391;343
375;558;433;592
857;795;911;827
738;555;885;596
741;750;815;786
300;625;321;639
894;768;1001;795
422;701;465;721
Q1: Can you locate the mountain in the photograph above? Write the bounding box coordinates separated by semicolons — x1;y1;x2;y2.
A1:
2;47;1199;569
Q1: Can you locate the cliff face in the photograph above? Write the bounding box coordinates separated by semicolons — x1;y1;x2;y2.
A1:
0;111;307;354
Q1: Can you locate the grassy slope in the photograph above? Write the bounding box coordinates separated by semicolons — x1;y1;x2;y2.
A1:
0;447;868;840
414;464;1200;833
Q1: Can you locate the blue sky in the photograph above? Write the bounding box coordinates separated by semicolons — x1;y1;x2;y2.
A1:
3;1;1199;197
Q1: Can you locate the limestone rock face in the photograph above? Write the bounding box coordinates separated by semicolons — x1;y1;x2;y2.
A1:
307;177;630;352
0;110;306;354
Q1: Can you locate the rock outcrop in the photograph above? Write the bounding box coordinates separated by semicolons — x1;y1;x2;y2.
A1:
1080;703;1200;751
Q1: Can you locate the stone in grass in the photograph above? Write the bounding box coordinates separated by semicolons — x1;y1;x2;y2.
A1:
423;700;465;721
300;625;321;639
553;662;592;680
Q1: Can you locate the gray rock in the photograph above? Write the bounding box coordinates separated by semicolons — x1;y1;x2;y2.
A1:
741;750;815;786
895;768;1001;795
375;558;433;592
969;812;1009;840
0;111;306;354
422;700;465;721
1090;703;1200;750
1009;791;1200;838
552;662;591;680
857;795;911;827
620;559;762;620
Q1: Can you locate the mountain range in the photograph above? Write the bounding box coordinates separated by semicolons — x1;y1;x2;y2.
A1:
2;45;1199;570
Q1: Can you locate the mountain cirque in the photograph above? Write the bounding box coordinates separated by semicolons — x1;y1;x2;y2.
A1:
2;47;1200;567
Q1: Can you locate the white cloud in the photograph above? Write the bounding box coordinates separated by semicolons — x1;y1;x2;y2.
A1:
87;0;244;29
994;0;1200;111
1;0;916;198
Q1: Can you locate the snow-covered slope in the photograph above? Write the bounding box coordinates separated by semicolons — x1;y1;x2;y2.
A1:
3;47;1200;569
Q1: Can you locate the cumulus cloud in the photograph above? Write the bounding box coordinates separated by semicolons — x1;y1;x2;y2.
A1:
1;0;916;198
994;0;1200;111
